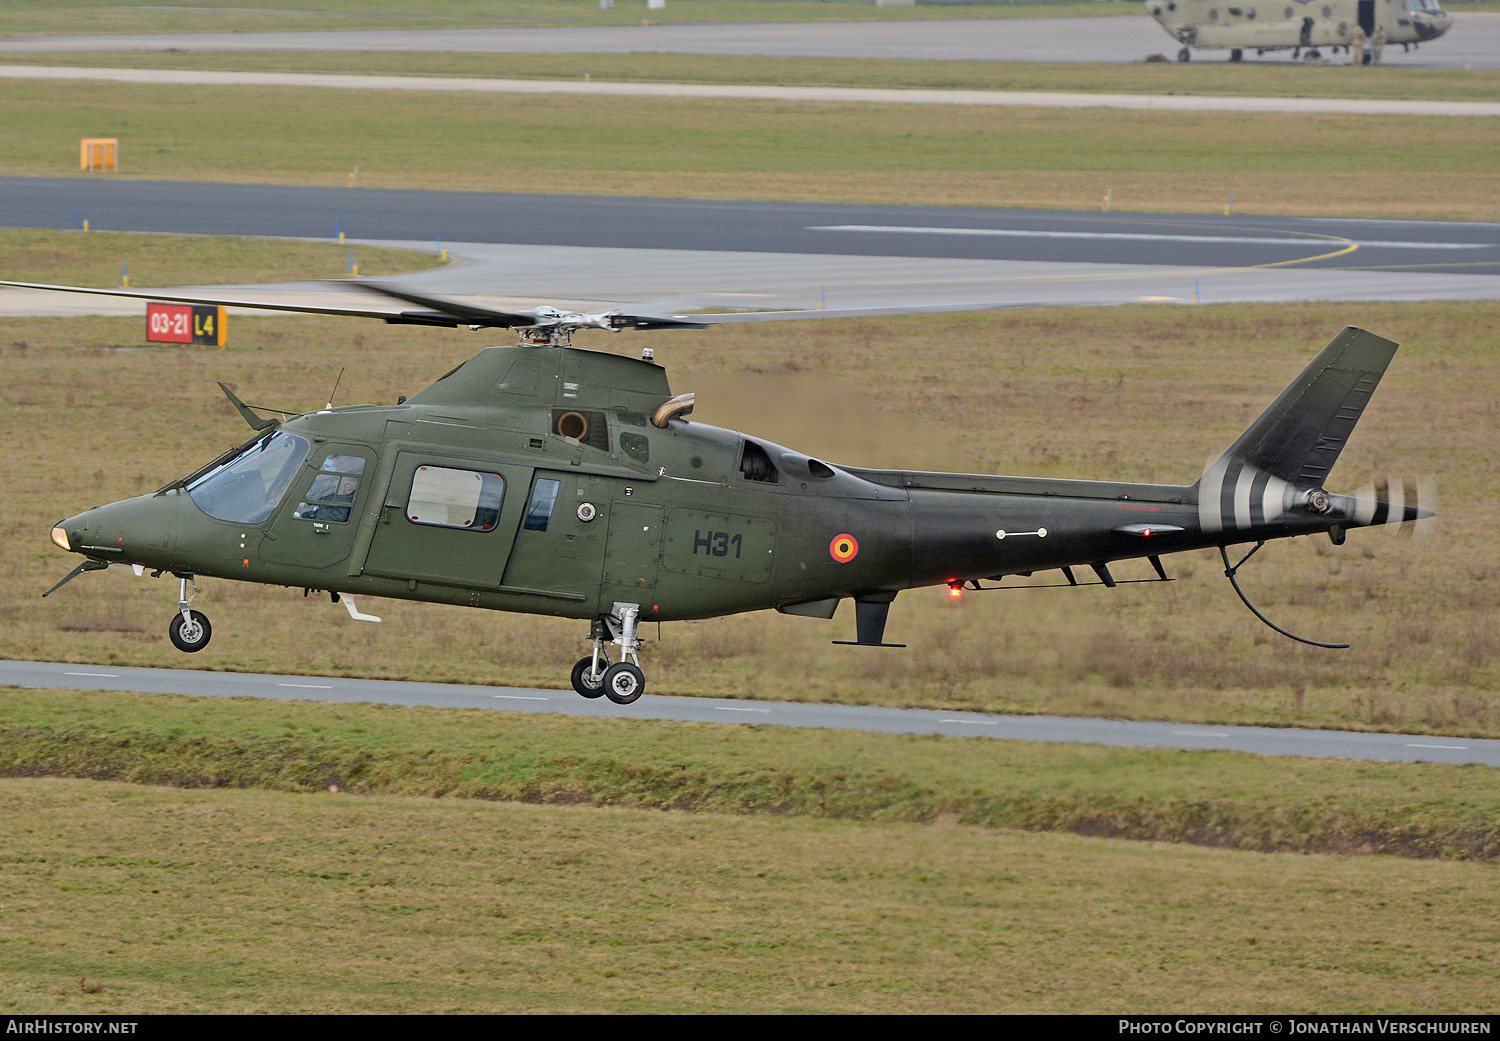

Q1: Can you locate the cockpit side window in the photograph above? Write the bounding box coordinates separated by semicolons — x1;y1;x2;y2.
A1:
739;440;781;484
186;430;310;524
293;452;367;524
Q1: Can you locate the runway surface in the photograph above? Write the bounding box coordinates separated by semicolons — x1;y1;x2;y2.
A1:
3;177;1497;315
5;659;1495;767
1;15;1495;69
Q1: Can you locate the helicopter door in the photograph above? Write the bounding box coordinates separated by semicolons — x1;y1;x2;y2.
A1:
601;500;663;606
362;452;532;590
260;445;374;571
1357;0;1376;35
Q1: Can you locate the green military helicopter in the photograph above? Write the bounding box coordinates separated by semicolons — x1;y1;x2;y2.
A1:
16;279;1429;706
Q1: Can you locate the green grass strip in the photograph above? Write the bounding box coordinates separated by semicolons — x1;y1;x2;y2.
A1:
5;687;1500;862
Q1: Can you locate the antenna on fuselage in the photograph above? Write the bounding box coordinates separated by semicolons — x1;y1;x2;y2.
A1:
325;367;345;410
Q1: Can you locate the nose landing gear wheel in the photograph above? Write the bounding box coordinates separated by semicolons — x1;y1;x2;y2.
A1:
169;610;212;652
570;656;608;699
602;662;645;705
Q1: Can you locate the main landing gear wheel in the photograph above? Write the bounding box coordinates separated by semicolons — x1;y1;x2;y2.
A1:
169;610;211;652
602;662;645;706
570;656;607;699
1178;47;1191;62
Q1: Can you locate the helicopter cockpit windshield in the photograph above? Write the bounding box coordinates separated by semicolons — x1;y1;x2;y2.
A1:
185;430;310;524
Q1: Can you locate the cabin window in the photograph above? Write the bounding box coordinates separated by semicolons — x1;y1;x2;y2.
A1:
1227;6;1241;15
1246;6;1256;18
523;478;561;532
406;465;504;531
739;440;781;484
551;408;610;452
1208;8;1219;20
293;452;366;523
186;430;309;525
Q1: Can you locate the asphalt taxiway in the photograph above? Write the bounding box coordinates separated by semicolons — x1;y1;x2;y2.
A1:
0;15;1495;69
2;177;1497;315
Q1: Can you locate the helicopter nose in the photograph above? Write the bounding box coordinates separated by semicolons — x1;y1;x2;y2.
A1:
50;495;179;566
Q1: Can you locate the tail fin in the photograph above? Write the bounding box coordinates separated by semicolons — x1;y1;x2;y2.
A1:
1197;328;1398;535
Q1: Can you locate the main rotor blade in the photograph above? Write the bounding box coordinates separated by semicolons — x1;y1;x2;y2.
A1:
348;281;547;327
351;282;710;331
0;279;476;327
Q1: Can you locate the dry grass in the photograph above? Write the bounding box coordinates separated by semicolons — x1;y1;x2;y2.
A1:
0;228;444;287
3;300;1496;734
3;776;1498;1013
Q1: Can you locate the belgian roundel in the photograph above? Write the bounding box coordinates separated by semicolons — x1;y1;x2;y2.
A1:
829;533;859;563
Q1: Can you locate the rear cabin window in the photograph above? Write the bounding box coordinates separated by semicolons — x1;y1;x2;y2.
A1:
407;465;504;531
522;478;561;532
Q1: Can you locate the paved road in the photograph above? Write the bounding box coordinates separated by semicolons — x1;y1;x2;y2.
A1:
5;659;1495;767
6;63;1498;117
0;15;1494;69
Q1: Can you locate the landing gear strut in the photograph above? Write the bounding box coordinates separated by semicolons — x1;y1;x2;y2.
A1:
168;575;212;652
570;602;646;705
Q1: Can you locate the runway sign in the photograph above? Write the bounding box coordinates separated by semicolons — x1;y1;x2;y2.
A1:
146;302;227;347
80;138;117;172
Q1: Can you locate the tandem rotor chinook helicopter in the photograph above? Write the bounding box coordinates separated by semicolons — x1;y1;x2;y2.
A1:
14;278;1430;706
1147;0;1452;63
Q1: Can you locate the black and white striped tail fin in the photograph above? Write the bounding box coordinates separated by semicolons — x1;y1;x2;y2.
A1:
1195;327;1400;536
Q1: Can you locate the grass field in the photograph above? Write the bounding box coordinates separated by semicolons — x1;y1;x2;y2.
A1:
0;228;444;287
11;48;1500;103
3;776;1498;1013
5;299;1496;736
0;1;1142;37
5;80;1499;220
6;686;1500;860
